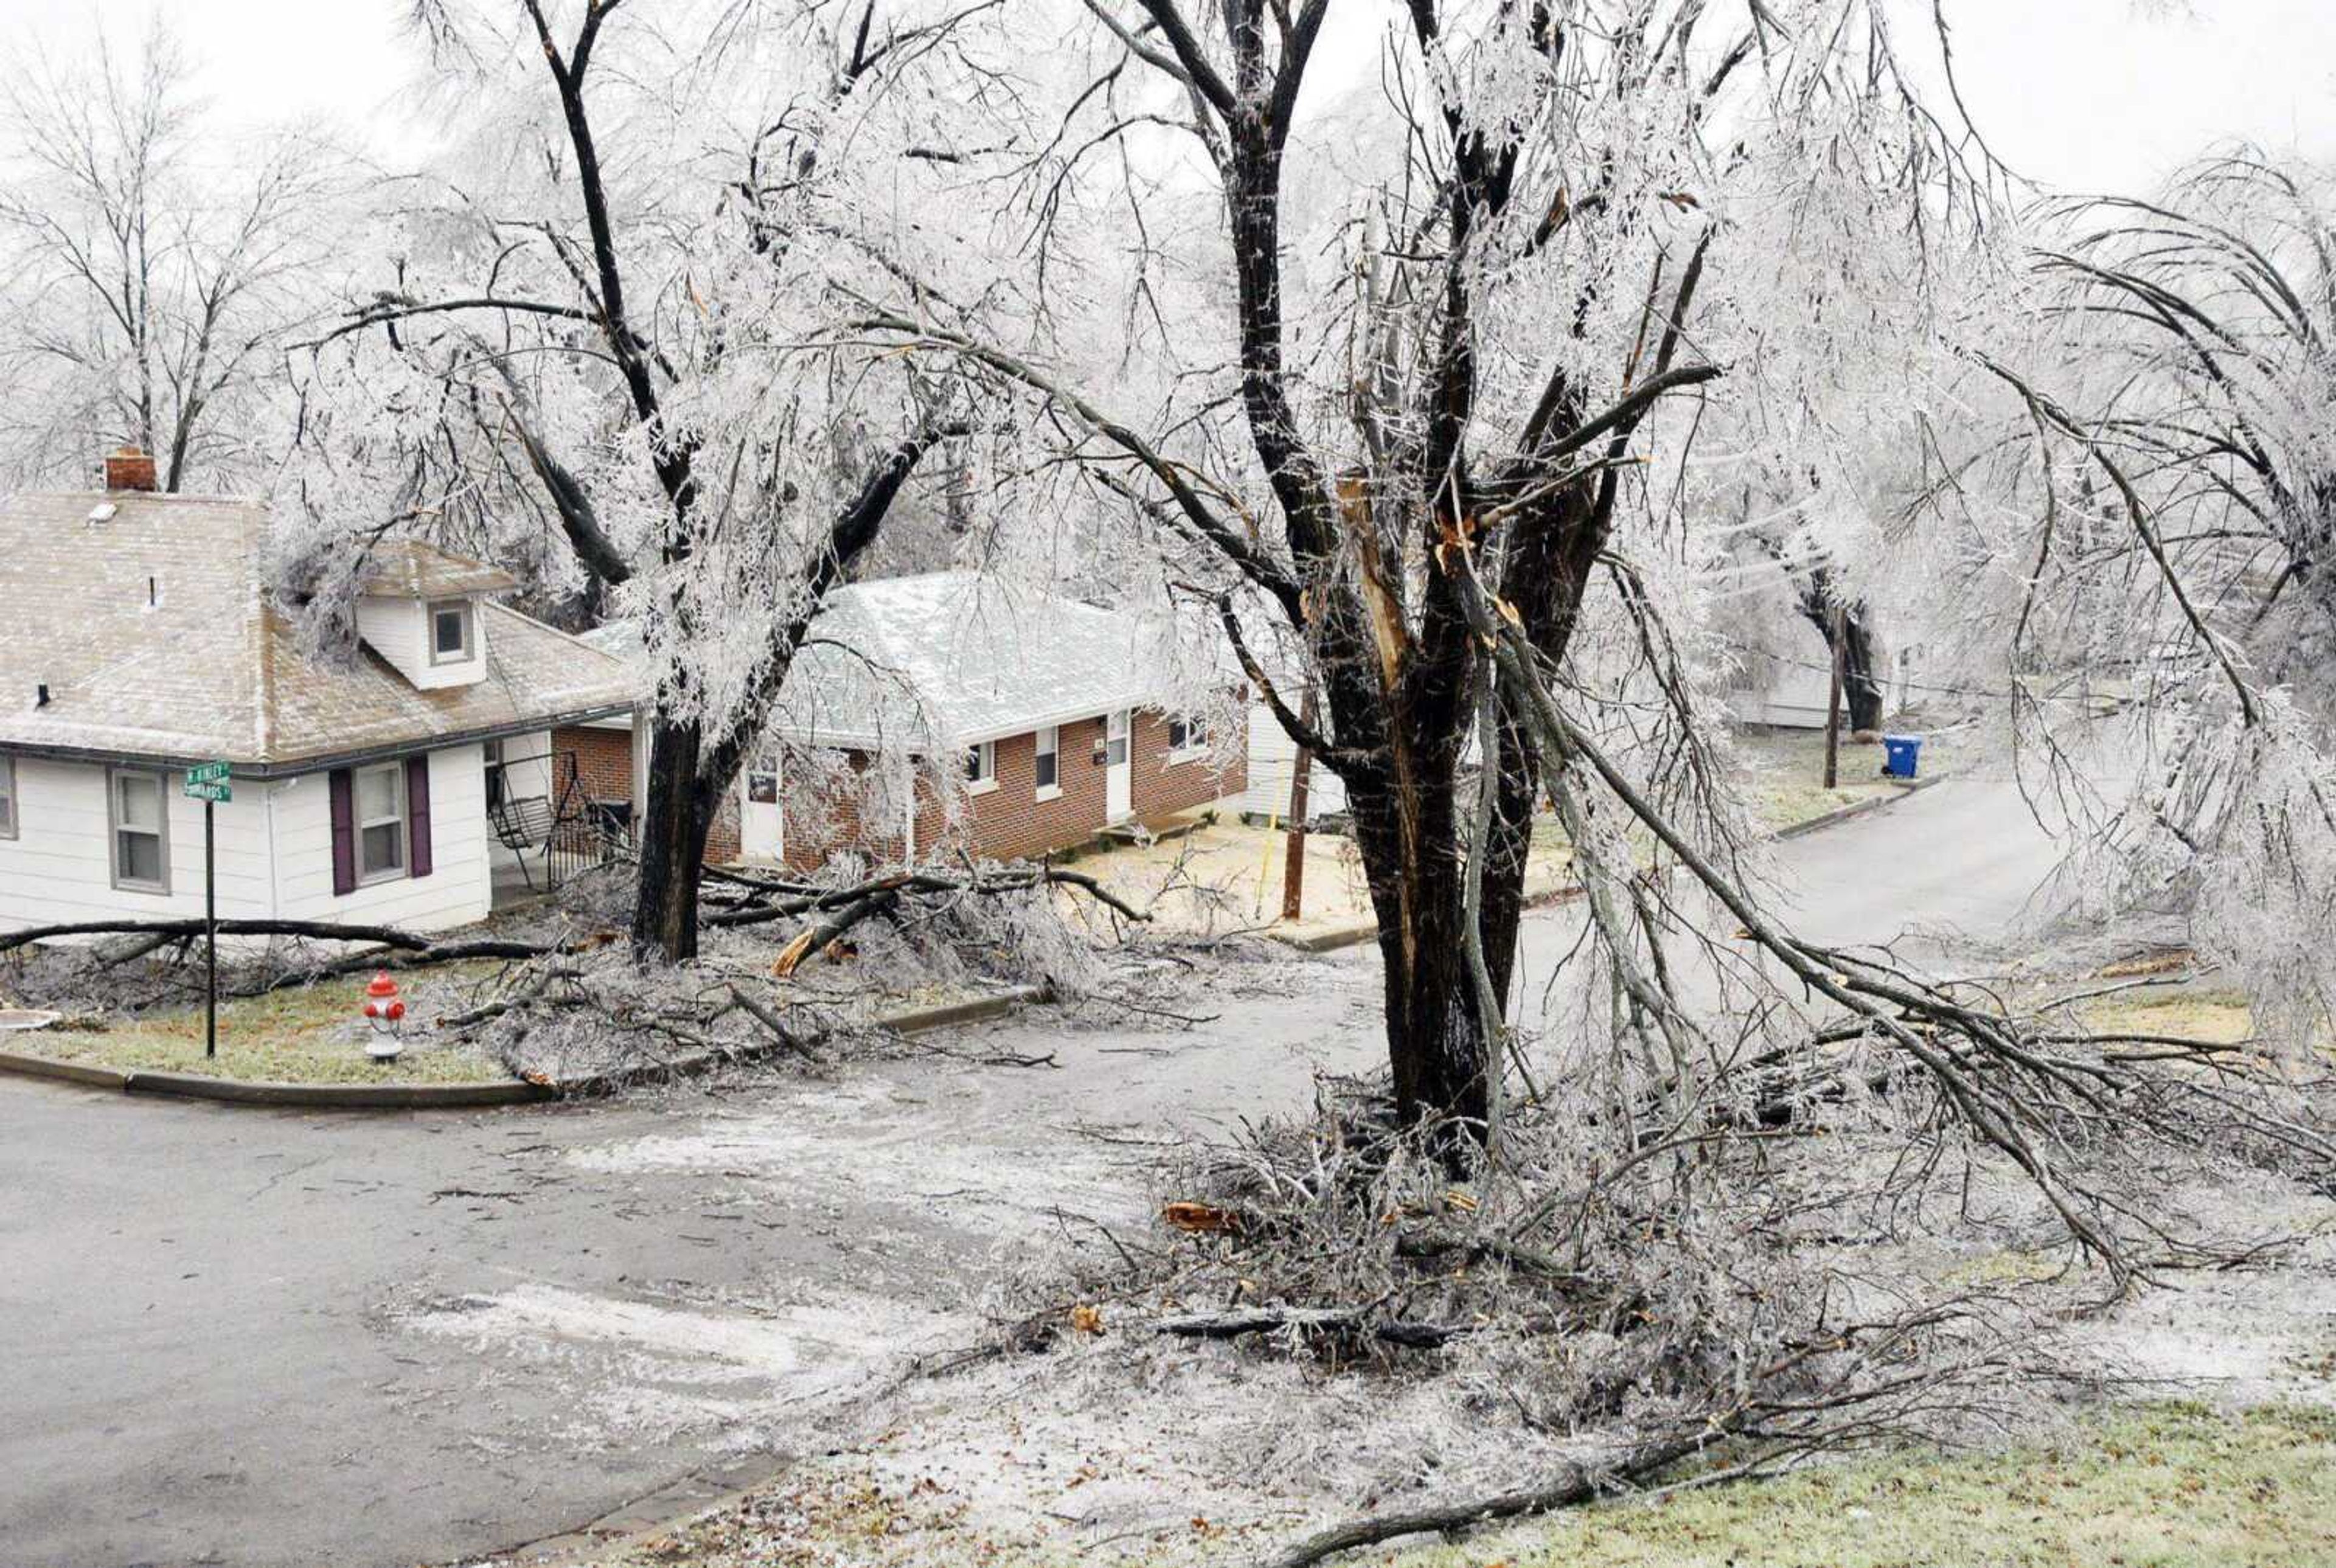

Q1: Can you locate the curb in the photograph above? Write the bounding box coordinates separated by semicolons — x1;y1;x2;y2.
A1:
0;983;1052;1112
1272;771;1951;956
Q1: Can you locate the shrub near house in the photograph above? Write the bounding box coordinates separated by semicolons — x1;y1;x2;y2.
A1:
0;456;636;936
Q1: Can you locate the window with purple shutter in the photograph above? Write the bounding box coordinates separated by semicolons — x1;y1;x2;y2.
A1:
328;769;356;895
406;755;433;878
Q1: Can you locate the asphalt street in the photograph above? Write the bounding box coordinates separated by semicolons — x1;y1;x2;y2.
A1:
0;777;2063;1568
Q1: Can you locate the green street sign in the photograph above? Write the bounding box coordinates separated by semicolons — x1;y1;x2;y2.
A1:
186;760;231;784
184;777;232;803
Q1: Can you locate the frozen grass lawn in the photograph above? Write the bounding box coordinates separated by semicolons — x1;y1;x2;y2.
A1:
1071;733;1934;940
1736;724;1938;833
1062;806;1573;938
571;1403;2336;1568
2083;987;2258;1048
1387;1403;2336;1568
26;962;515;1084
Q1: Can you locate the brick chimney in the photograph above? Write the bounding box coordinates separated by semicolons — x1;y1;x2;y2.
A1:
103;445;158;493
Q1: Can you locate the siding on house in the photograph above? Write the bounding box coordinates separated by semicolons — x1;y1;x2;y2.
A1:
0;745;490;937
273;746;492;930
355;595;490;692
0;756;276;931
1240;701;1348;821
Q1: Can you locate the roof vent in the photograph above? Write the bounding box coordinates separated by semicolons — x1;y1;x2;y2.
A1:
35;684;49;709
86;502;117;525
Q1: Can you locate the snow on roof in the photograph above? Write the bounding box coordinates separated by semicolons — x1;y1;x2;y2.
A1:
589;572;1203;751
782;572;1175;749
0;491;636;772
360;537;521;598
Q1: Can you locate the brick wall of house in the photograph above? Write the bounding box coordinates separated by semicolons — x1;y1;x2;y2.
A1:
545;699;1247;873
962;719;1108;861
554;724;633;807
551;720;743;862
1129;707;1245;821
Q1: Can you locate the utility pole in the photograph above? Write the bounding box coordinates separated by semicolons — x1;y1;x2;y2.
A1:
1823;603;1845;790
1281;684;1318;923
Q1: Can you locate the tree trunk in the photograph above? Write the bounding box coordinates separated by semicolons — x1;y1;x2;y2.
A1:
1344;762;1493;1136
1838;611;1885;732
631;713;716;962
1800;581;1886;732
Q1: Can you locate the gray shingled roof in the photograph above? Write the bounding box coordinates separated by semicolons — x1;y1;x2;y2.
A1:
360;538;521;597
0;491;636;773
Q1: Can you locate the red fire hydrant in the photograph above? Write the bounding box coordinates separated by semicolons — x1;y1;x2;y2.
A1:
362;971;406;1062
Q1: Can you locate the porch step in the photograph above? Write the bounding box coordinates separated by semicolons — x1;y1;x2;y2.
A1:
1096;813;1204;848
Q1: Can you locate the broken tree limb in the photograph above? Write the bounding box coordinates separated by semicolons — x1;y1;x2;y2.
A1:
0;915;565;957
1261;1426;1722;1568
1155;1307;1470;1349
723;982;822;1061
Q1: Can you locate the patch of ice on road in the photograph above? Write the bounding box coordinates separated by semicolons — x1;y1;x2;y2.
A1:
566;1078;1147;1224
399;1282;965;1445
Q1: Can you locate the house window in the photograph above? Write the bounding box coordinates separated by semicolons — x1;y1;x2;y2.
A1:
1168;715;1209;757
965;740;997;793
109;769;169;893
0;753;16;839
428;598;476;665
1034;726;1060;799
355;761;408;881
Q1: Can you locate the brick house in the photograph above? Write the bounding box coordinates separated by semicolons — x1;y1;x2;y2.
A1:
559;572;1245;871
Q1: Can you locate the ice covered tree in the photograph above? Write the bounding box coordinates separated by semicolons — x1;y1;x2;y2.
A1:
1950;153;2336;1038
281;0;1024;959
867;0;2006;1139
0;17;345;491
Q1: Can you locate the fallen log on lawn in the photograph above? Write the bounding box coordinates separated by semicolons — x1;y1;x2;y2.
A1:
1261;1425;1721;1568
0;917;594;993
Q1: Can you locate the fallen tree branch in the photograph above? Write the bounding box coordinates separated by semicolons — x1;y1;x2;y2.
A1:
0;915;565;957
1156;1306;1470;1349
1262;1425;1722;1568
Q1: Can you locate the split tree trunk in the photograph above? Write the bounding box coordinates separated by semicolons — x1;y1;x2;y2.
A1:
1343;752;1501;1136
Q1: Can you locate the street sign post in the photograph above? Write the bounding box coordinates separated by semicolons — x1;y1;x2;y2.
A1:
183;764;232;1058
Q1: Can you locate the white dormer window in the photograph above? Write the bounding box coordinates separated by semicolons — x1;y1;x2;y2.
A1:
429;598;477;665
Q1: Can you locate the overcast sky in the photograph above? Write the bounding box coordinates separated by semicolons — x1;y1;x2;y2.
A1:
0;1;2328;198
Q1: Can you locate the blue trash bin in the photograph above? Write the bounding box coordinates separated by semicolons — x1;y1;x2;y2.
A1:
1881;734;1922;780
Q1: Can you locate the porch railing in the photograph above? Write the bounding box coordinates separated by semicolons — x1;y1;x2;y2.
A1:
485;748;627;895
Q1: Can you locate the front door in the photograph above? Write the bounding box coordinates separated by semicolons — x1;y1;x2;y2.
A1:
1105;710;1132;822
740;752;784;862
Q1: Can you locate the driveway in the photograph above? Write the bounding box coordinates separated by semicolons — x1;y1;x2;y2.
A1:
0;777;2060;1568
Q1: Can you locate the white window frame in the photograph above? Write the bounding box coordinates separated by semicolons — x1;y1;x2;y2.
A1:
0;752;16;840
1167;713;1209;763
1033;726;1060;802
965;739;998;795
108;768;170;894
355;761;409;884
427;598;477;665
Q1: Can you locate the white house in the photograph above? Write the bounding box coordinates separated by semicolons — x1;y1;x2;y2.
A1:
0;467;636;937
